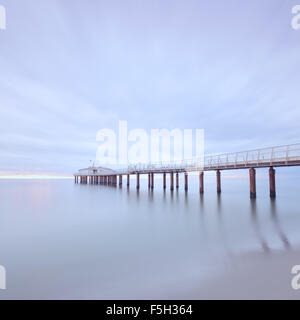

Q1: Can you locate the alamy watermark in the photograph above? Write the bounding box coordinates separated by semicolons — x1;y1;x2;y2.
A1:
1;4;300;31
0;4;6;30
0;265;6;290
95;121;204;166
292;4;300;30
291;265;300;290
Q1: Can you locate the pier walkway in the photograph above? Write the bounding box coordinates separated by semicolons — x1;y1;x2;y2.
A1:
74;143;300;198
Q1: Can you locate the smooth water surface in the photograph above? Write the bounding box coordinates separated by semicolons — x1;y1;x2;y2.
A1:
0;172;300;299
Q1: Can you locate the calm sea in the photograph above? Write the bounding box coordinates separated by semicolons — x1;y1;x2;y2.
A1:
0;171;300;299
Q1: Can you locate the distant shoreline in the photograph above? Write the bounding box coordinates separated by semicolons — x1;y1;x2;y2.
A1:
0;176;73;180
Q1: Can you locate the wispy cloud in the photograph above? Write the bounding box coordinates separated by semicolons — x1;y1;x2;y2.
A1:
0;0;299;173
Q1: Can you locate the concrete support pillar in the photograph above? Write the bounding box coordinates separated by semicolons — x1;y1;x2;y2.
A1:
127;174;130;187
151;173;154;189
269;167;276;198
170;172;174;191
199;172;204;194
136;173;140;189
176;173;179;189
216;170;221;193
163;173;166;189
184;172;188;191
148;174;151;189
249;168;256;199
119;175;123;186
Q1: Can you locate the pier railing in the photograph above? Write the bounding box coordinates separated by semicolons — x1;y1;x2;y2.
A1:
203;143;300;170
127;143;300;173
76;143;300;176
74;142;300;198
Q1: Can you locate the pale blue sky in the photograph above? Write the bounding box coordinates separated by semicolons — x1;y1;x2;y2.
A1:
0;0;299;174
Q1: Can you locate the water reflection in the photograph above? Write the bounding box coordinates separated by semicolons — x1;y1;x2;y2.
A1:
250;199;270;253
148;189;154;202
125;185;292;255
170;190;174;201
270;199;291;249
199;193;204;212
217;193;222;213
1;179;299;299
184;191;189;210
216;193;233;258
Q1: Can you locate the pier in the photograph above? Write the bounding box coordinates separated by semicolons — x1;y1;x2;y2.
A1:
74;143;300;198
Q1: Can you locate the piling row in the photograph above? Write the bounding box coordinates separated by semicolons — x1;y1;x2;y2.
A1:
74;167;277;198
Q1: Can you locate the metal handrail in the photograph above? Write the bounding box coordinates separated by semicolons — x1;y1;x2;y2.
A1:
75;142;300;175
